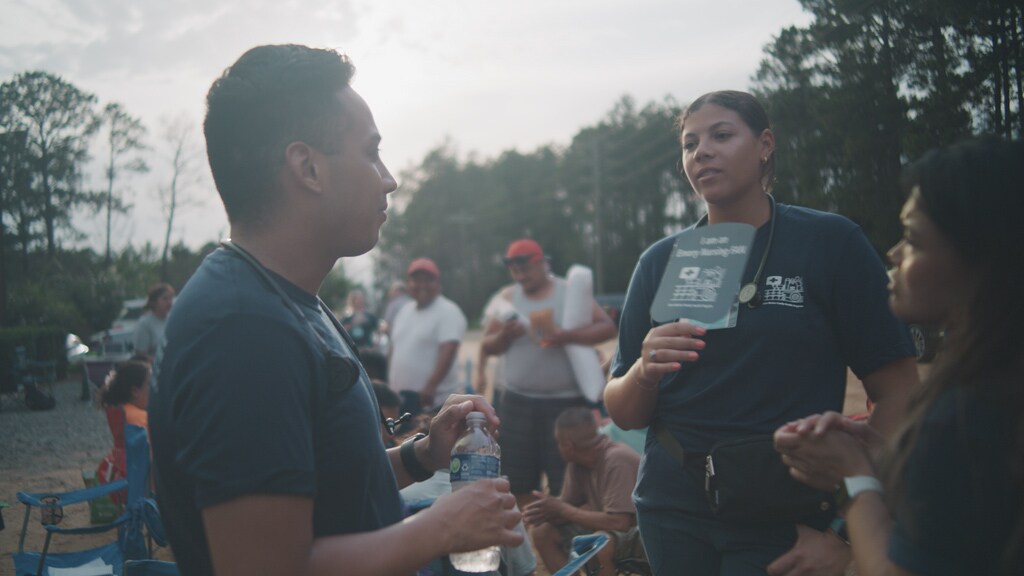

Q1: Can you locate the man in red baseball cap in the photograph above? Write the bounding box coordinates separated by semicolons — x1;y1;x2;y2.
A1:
390;257;467;417
481;238;616;511
503;239;546;266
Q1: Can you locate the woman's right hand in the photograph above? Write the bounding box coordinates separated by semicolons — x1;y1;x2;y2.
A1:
635;320;706;387
422;477;524;553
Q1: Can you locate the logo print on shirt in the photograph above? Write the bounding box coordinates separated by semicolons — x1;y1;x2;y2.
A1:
674;266;726;303
763;276;804;307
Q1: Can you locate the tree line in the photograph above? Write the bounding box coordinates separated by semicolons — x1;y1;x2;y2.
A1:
2;0;1021;339
0;69;218;336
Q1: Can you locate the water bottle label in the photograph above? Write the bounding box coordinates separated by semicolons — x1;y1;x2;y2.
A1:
449;453;499;483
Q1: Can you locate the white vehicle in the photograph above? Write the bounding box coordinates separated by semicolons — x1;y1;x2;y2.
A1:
89;298;147;357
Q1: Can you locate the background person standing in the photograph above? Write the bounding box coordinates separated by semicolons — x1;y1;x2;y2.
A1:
389;257;468;415
133;282;174;361
482;238;616;510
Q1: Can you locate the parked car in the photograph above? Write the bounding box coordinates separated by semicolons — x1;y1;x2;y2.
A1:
596;293;626;326
89;298;146;357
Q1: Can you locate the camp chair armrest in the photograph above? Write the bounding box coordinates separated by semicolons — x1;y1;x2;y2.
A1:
17;479;129;508
551;533;610;576
43;515;128;535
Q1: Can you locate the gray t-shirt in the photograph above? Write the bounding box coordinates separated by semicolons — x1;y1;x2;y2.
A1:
504;278;580;398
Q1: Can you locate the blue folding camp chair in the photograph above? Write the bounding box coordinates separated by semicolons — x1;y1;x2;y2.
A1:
123;560;179;576
12;425;169;576
551;533;609;576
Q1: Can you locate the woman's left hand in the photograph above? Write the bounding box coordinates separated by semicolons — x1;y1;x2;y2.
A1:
774;418;875;491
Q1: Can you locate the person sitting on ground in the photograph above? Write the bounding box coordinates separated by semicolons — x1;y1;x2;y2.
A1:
524;407;643;576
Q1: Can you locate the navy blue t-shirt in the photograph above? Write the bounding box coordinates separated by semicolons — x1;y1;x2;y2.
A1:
149;248;403;575
610;203;915;515
889;385;1023;575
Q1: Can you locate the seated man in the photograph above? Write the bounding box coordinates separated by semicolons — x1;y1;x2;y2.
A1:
523;407;644;576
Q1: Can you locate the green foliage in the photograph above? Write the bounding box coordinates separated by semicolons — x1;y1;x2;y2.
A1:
0;325;68;392
0;71;101;257
320;266;355;312
755;0;1022;253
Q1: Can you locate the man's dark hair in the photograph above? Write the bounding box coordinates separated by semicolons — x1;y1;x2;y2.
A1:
204;44;356;224
554;407;599;446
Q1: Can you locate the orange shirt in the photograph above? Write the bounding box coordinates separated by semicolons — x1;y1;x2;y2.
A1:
124;403;148;431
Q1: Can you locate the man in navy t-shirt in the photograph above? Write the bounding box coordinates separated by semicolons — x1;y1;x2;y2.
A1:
148;44;522;576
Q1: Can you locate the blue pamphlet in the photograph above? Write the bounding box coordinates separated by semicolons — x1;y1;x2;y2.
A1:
649;222;756;329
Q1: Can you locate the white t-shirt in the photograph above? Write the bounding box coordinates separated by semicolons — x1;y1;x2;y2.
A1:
388;295;467;406
133;312;166;357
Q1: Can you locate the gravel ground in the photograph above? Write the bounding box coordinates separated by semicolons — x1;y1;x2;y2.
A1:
0;375;120;574
0;376;110;475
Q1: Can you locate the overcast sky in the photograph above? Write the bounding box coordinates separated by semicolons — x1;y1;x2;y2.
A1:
1;0;811;285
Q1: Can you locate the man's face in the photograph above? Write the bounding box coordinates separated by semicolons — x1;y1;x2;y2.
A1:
554;431;576;463
407;272;441;308
318;87;398;257
506;257;548;292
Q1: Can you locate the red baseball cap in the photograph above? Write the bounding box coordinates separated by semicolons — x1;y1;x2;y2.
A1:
407;257;440;278
503;239;545;264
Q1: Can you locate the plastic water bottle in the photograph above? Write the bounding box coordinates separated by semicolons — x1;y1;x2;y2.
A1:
449;411;501;572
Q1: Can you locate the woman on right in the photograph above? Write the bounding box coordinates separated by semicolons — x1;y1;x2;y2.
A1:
774;137;1024;575
603;90;920;575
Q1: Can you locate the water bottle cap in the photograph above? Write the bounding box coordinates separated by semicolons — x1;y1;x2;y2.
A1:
467;411;486;421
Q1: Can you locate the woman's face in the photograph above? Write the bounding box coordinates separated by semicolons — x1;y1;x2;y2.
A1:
153;290;174;318
681;103;772;207
887;191;971;326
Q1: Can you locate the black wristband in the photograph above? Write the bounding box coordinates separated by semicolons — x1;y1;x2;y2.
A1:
400;433;434;482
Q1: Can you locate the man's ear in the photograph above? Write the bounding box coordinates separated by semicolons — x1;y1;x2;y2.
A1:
284;141;324;193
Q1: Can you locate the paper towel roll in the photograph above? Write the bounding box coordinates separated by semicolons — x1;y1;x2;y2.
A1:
562;265;607;403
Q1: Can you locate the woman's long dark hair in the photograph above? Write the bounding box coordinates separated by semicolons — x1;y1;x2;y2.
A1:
884;136;1024;573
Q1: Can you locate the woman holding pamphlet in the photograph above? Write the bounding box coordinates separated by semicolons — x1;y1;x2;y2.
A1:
603;90;919;575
